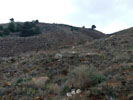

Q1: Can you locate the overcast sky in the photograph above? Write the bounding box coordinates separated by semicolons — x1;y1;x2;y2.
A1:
0;0;133;33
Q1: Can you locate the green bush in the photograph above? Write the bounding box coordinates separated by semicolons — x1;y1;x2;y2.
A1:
3;29;10;36
91;25;96;30
0;32;3;36
0;26;3;30
34;26;41;34
61;85;71;95
88;67;107;85
48;83;61;95
20;22;41;37
16;23;22;32
8;22;15;32
10;18;14;23
32;20;39;24
0;28;10;37
66;66;107;89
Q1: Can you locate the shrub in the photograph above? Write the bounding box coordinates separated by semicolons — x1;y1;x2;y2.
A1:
61;85;71;95
48;83;61;95
3;28;10;36
0;32;3;36
0;26;3;30
91;25;96;30
32;20;39;24
88;66;107;85
20;22;41;37
8;22;15;32
66;66;107;89
34;26;41;34
35;20;39;23
82;26;85;29
10;18;14;23
16;23;22;32
0;28;10;37
20;22;33;37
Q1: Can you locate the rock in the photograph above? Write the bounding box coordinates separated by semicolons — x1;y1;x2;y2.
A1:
76;89;81;94
3;82;12;87
66;92;72;97
54;53;63;59
29;76;49;88
105;96;116;100
72;46;75;49
128;93;133;100
72;51;76;54
34;97;43;100
71;89;76;95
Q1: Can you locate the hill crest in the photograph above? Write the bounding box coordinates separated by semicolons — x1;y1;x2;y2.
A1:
0;22;105;57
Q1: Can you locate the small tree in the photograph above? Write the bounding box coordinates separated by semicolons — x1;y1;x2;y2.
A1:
8;18;15;32
20;22;33;37
10;18;14;23
82;26;85;29
0;26;3;30
16;23;22;32
91;25;96;30
32;19;39;24
20;22;41;37
8;22;15;32
35;20;39;24
34;26;41;34
0;28;10;36
0;32;3;36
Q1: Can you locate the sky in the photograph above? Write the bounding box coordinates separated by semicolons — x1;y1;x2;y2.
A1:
0;0;133;34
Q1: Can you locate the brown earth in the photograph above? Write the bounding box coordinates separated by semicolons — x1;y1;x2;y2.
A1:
0;25;133;100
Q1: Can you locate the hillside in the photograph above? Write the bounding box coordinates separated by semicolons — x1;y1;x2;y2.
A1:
0;26;133;100
0;22;105;57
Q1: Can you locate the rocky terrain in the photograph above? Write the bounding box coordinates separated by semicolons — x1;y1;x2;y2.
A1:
0;24;133;100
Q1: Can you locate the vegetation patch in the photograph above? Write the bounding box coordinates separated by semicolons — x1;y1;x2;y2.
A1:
65;66;107;89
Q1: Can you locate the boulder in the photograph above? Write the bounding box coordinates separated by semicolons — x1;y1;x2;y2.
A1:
76;89;81;94
54;53;63;59
66;92;72;97
28;76;49;88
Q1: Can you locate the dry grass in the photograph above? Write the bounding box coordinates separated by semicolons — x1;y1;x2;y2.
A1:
66;66;107;89
48;83;61;95
0;22;105;57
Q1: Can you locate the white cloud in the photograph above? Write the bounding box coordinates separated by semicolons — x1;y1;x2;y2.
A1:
69;0;133;33
0;0;133;33
0;0;75;23
100;21;130;34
